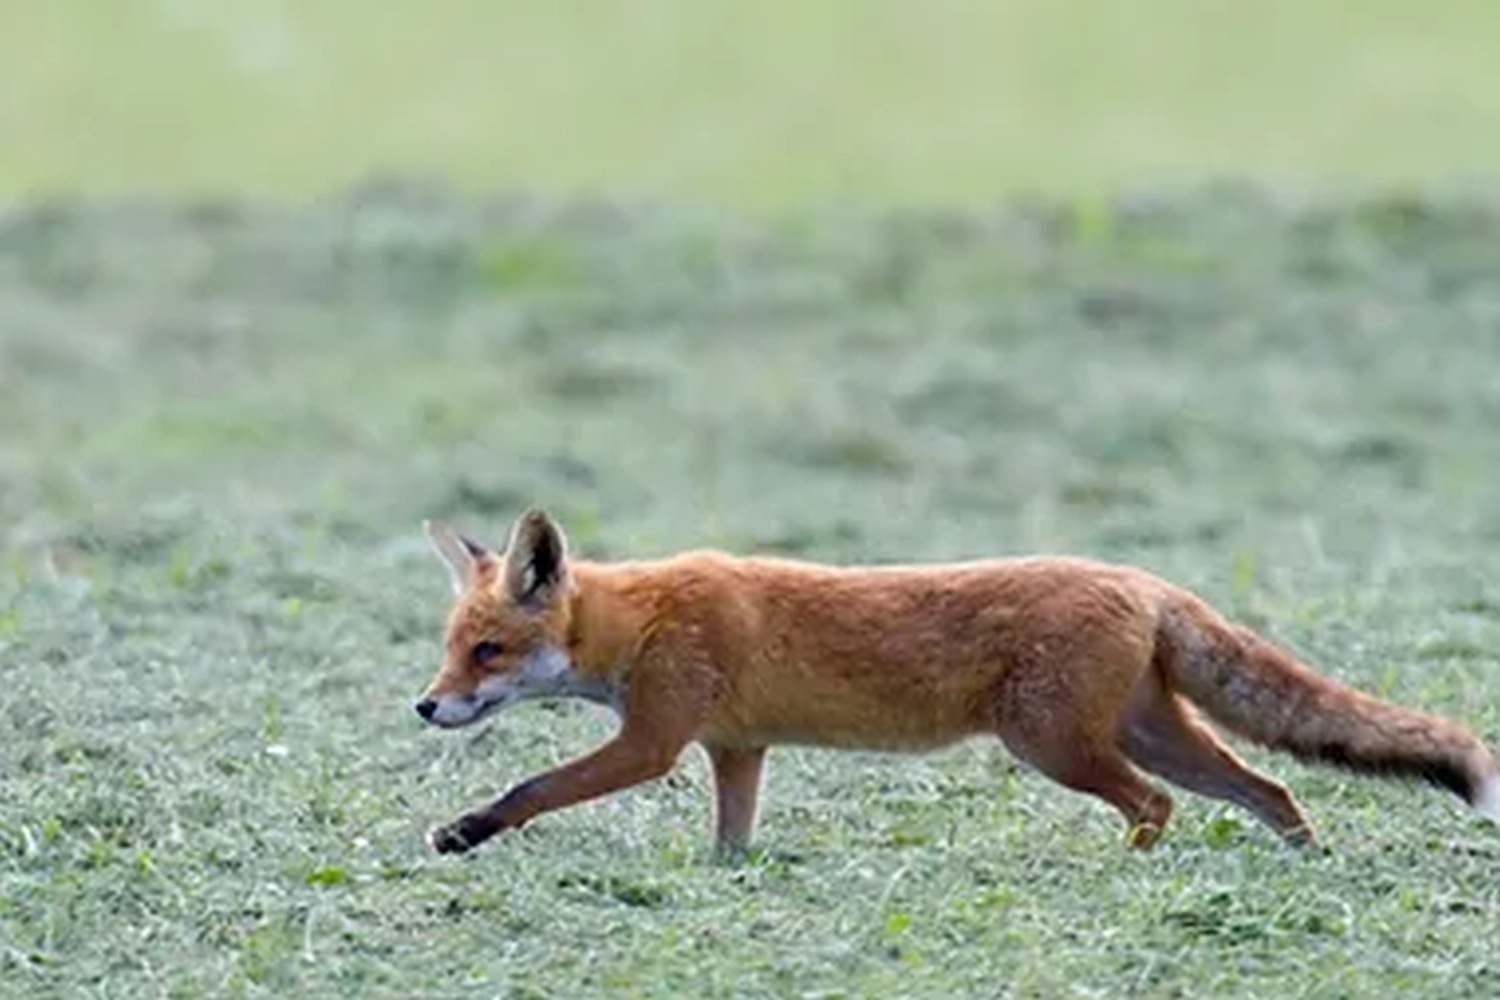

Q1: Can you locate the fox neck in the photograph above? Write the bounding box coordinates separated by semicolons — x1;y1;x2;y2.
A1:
564;560;657;680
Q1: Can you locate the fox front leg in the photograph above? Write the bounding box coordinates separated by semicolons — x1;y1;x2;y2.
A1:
429;732;687;854
428;641;721;855
704;744;767;857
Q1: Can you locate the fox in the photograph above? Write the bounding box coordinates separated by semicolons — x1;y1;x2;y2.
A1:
413;508;1500;856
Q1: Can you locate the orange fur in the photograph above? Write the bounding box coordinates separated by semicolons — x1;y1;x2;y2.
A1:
415;510;1498;855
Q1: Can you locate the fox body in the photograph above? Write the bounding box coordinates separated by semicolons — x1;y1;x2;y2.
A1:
415;509;1500;855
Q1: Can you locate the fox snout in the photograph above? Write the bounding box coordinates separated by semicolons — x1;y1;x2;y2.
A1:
413;691;472;728
414;670;524;728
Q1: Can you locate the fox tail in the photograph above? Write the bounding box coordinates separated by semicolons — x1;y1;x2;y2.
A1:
1157;597;1499;821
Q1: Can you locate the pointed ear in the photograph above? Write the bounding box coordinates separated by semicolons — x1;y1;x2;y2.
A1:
501;508;570;607
423;520;492;596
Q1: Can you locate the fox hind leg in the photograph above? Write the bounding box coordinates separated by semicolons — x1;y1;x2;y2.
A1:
1119;678;1315;845
999;722;1175;849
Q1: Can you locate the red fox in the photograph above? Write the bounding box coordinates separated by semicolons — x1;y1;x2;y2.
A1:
414;509;1500;855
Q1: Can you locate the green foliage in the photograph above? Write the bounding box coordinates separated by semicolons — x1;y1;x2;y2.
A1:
2;188;1500;997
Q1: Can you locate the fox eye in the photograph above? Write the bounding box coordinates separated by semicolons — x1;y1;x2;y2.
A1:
471;641;504;664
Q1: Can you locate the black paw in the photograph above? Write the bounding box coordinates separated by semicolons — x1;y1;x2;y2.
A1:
428;815;487;855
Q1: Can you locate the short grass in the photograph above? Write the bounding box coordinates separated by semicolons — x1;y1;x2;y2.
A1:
8;2;1500;204
3;185;1500;997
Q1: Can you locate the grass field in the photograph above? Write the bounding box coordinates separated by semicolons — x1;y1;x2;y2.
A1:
3;185;1500;997
6;6;1500;995
8;2;1500;204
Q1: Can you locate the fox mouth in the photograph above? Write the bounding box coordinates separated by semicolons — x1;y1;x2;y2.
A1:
416;689;515;728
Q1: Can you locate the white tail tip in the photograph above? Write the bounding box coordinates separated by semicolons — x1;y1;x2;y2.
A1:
1475;774;1500;823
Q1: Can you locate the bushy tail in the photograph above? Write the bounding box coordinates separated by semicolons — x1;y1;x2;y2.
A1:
1157;596;1498;820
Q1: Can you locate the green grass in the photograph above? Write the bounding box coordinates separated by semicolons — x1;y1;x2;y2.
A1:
4;186;1500;998
8;2;1500;205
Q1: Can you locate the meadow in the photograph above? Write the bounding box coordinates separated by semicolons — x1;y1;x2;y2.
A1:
6;3;1500;998
7;2;1500;204
3;184;1500;998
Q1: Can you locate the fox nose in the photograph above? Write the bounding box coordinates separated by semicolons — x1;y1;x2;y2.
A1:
414;698;438;721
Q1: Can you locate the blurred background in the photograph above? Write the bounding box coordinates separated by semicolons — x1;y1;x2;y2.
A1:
9;1;1500;204
5;4;1500;998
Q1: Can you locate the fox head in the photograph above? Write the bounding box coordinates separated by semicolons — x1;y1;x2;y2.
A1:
414;508;579;728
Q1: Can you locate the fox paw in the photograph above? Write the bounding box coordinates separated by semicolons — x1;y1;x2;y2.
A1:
1125;821;1163;851
428;818;481;855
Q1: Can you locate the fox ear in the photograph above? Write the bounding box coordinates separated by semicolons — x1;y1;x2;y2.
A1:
502;508;570;607
424;520;491;596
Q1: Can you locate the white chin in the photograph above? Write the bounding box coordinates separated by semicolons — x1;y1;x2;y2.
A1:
431;697;504;728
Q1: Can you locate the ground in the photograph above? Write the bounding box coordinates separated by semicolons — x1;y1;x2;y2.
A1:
3;185;1500;998
6;4;1500;996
